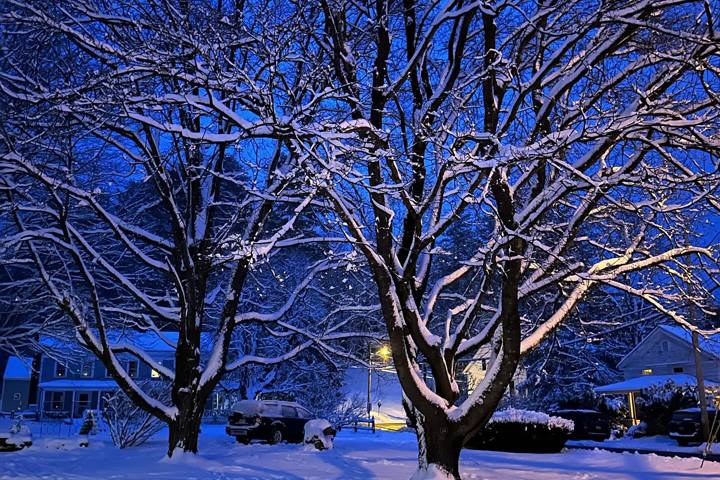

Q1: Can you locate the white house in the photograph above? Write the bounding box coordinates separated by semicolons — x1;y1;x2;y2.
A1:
462;345;527;396
596;325;720;424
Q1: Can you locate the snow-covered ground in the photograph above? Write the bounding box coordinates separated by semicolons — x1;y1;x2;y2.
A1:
2;424;720;479
569;435;720;455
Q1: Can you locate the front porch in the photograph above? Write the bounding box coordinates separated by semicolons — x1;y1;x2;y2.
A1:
38;380;118;418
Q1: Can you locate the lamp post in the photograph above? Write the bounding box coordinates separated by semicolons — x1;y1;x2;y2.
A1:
367;344;372;417
367;343;391;418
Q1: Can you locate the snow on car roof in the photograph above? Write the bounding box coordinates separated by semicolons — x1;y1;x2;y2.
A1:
3;357;32;380
675;407;718;413
553;409;600;413
231;399;306;413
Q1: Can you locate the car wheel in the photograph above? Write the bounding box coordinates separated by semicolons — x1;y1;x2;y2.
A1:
236;436;250;445
268;428;283;445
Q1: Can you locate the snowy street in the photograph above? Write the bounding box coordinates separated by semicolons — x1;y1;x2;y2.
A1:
2;425;719;480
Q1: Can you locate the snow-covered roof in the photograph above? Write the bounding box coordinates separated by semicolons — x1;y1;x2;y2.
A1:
595;374;720;395
658;325;720;359
38;380;118;391
3;357;32;381
40;330;212;355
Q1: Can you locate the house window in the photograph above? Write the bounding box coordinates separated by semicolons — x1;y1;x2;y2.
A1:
673;367;684;373
661;341;669;353
151;359;174;378
127;360;139;378
75;392;91;416
80;361;94;377
642;368;653;375
49;391;64;410
55;362;66;378
481;359;487;371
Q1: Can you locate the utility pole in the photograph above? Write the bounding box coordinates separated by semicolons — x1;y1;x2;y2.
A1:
692;330;711;441
367;343;372;418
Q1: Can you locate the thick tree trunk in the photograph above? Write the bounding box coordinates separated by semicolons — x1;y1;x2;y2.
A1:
167;406;204;457
413;413;463;480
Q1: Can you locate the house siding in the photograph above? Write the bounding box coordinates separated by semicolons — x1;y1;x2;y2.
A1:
620;329;720;382
1;379;31;412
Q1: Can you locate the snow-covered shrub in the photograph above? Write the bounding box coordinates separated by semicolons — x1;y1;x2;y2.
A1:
635;381;696;436
102;381;169;448
327;394;367;428
2;417;33;450
625;421;647;438
466;409;573;453
488;408;574;430
304;418;336;450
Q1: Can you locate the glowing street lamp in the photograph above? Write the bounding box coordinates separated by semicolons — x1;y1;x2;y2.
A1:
367;343;392;417
376;344;391;363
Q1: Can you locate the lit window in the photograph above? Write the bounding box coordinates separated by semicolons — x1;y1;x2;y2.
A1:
55;362;66;378
80;361;94;377
642;368;653;375
151;369;161;378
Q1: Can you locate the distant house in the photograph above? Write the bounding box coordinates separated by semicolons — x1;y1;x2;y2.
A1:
596;325;720;424
462;345;527;396
1;331;225;418
1;357;32;412
616;325;720;380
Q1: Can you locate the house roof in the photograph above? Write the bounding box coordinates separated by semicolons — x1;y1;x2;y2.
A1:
38;380;118;391
658;325;720;359
40;330;212;355
595;374;720;395
2;357;32;381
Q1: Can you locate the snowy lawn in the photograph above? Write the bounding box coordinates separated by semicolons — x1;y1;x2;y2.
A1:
2;424;720;479
568;435;711;454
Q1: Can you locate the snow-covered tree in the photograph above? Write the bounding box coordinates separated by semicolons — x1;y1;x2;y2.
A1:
1;1;719;477
0;0;378;456
306;1;720;478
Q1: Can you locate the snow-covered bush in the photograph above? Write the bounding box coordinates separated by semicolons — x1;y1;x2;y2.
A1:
625;421;647;438
102;381;169;448
635;381;696;436
487;408;575;431
466;409;573;453
304;419;336;451
3;417;33;450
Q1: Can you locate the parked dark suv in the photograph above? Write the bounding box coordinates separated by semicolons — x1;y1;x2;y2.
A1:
226;400;313;444
668;408;718;446
550;409;611;441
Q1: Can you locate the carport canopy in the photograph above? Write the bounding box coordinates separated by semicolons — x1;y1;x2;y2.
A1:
595;374;720;395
